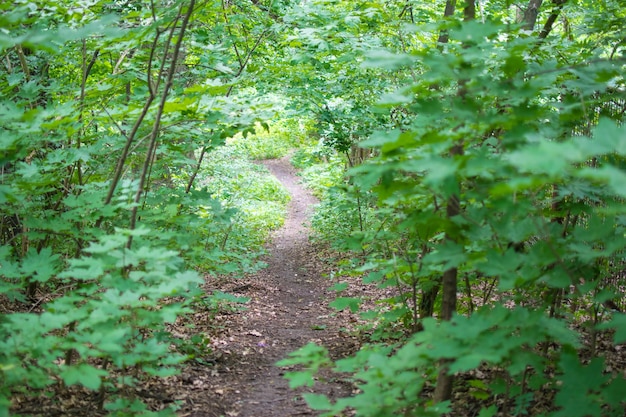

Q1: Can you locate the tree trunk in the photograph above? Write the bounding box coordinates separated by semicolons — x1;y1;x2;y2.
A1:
437;0;457;44
432;148;463;403
522;0;543;30
419;284;439;321
433;0;474;403
539;0;567;39
423;0;458;326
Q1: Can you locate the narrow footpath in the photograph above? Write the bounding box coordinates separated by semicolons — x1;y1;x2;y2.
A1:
234;157;344;416
178;155;356;417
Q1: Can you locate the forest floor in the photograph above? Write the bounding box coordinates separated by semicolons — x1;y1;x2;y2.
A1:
172;155;361;417
6;155;626;416
5;154;368;417
168;154;626;417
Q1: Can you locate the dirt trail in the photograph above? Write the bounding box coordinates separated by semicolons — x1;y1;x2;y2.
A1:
234;157;333;415
180;155;354;417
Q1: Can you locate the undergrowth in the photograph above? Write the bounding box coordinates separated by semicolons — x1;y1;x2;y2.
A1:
193;145;291;275
229;120;308;160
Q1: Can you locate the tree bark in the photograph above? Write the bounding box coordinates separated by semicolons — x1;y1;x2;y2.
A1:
522;0;543;31
433;0;473;403
464;0;476;21
539;0;567;39
432;146;463;404
423;0;459;322
437;0;457;45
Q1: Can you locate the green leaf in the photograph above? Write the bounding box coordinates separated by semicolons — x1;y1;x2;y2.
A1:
554;350;608;417
361;50;414;70
508;141;575;176
591;118;626;156
578;165;626;198
477;405;497;417
377;90;413;106
85;235;128;254
211;291;250;304
329;297;361;313
540;266;572;289
302;393;333;410
363;270;385;284
283;370;315;388
449;352;498;373
598;313;626;344
329;282;348;292
59;257;105;281
276;342;331;382
422;241;467;271
60;364;108;390
360;129;401;148
450;20;501;43
477;248;522;277
20;247;60;283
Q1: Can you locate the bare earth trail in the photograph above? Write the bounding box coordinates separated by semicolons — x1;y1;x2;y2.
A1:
179;155;356;417
233;157;346;416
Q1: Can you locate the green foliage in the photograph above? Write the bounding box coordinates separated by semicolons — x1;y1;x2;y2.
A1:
2;0;626;415
329;296;362;313
195;145;290;273
230;120;308;160
554;348;626;417
299;160;345;200
291;143;381;249
279;0;626;416
0;0;292;413
0;231;202;413
276;342;332;389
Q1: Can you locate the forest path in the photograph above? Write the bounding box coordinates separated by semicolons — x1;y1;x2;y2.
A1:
179;154;355;417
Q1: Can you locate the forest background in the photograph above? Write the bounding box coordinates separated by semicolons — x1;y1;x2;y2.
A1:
1;0;626;416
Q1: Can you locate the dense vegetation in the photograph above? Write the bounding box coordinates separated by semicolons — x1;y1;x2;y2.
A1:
1;0;625;416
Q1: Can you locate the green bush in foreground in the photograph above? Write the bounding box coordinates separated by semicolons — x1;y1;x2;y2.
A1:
0;230;202;416
279;2;626;416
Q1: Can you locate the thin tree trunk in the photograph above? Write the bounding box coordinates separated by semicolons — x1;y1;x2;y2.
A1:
433;0;474;403
522;0;544;30
437;0;457;45
432;147;463;403
422;0;458;323
539;0;567;39
419;284;439;321
127;0;196;248
464;0;476;21
101;36;161;208
185;146;208;194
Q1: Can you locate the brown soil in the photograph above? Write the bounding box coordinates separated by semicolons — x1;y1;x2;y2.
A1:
175;155;359;417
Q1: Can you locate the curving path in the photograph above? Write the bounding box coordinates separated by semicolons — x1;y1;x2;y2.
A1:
188;155;354;417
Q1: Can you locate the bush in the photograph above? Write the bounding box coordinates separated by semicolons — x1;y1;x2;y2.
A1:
0;232;202;415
